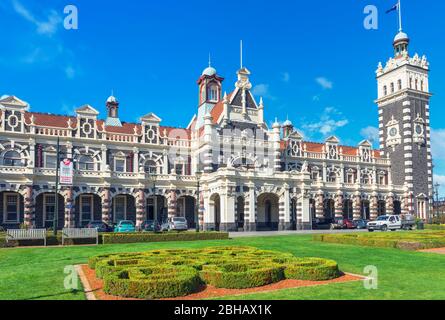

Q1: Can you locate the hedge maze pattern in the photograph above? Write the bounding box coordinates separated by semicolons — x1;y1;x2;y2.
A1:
88;247;341;299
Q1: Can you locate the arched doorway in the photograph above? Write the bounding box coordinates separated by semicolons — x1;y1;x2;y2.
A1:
74;194;102;227
209;194;221;231
378;200;386;216
111;194;136;224
236;196;245;230
343;199;353;220
146;195;167;223
324;199;335;220
0;191;24;229
177;195;196;229
394;200;402;215
257;193;279;231
361;200;371;220
35;193;65;229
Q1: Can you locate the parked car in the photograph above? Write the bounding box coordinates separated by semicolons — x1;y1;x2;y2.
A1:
330;218;356;230
114;220;136;233
161;217;188;231
367;215;401;232
312;218;334;230
85;221;113;232
401;214;416;230
354;219;368;230
141;220;161;232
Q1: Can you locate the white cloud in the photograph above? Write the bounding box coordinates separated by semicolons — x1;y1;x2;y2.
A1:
316;77;333;90
281;72;290;83
12;0;62;36
65;66;75;79
302;107;348;137
252;84;275;100
360;126;379;144
431;129;445;161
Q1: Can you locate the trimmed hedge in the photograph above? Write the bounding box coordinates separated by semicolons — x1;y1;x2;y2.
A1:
425;224;445;231
101;232;229;244
314;231;445;251
88;247;341;299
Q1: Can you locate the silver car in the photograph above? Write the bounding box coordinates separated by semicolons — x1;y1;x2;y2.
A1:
168;217;188;231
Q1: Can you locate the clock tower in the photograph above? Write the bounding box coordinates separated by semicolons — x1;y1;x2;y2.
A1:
376;29;433;219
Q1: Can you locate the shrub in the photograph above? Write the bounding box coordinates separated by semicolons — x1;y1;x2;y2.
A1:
101;232;229;244
89;246;342;299
314;231;445;251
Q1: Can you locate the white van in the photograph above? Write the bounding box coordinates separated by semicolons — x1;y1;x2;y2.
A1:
367;215;402;232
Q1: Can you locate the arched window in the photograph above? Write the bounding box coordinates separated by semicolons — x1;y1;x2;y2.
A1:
78;155;95;171
3;151;22;167
144;160;157;174
207;85;219;102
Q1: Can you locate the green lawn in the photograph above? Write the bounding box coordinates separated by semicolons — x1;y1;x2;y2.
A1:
0;233;444;300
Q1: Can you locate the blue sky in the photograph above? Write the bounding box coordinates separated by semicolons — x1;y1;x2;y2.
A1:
1;0;444;194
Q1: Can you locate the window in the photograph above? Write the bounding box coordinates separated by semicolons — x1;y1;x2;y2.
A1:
311;171;319;181
144;160;157;174
327;172;337;183
80;195;93;225
45;153;57;169
421;80;424;91
114;196;126;222
347;172;355;184
4;193;20;223
207;85;218;101
78;155;95;171
409;77;413;89
44;195;56;224
362;174;371;185
378;175;386;185
415;79;418;90
398;79;402;90
383;86;387;96
175;163;184;175
3;151;22;167
390;83;394;93
114;158;126;172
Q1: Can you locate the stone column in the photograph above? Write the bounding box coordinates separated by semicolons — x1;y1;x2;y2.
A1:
370;195;379;221
334;192;344;219
64;187;75;227
168;190;177;220
198;192;204;231
102;187;111;225
279;185;291;230
386;194;394;215
315;192;324;219
244;185;256;231
23;185;34;228
136;189;145;228
353;194;362;220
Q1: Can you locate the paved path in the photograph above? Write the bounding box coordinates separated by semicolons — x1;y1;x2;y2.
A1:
229;229;368;238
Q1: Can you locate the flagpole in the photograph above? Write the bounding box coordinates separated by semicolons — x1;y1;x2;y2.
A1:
398;0;403;32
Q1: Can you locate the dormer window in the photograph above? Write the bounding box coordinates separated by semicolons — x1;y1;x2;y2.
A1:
207;85;219;102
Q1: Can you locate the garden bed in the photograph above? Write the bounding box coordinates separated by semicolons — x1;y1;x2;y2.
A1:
313;231;445;251
86;247;344;299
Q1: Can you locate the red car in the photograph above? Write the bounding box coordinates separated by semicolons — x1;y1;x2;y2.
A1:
331;218;356;230
343;219;356;229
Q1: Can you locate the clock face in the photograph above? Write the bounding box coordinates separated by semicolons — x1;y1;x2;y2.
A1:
415;125;423;135
389;127;398;137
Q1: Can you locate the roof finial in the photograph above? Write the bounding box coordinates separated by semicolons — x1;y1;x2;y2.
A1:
208;52;212;67
240;40;243;69
398;0;403;32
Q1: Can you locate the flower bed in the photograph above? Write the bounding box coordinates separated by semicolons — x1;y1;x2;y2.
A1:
101;231;229;244
88;247;341;299
313;231;445;251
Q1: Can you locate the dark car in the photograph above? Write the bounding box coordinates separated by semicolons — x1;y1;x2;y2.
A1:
141;220;161;232
85;221;113;232
312;218;335;230
354;219;368;230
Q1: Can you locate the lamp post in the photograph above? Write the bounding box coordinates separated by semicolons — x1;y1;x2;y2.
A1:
195;171;203;232
435;183;440;219
53;137;60;236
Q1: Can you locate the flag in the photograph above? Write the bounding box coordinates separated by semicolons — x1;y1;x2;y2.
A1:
386;2;399;14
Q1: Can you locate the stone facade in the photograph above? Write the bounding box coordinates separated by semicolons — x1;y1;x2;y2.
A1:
0;31;432;231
